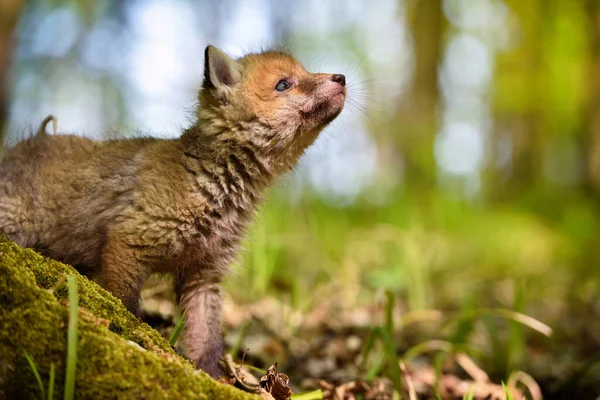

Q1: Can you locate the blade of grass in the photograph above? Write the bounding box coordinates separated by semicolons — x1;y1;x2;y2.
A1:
384;290;395;336
64;275;79;400
366;356;385;382
432;351;447;400
507;371;542;400
251;220;280;297
362;327;385;380
169;307;188;346
507;284;526;375
482;316;506;378
382;290;404;392
48;363;55;400
360;327;380;375
447;308;552;337
245;364;267;375
24;352;45;399
501;381;514;400
229;320;250;357
450;296;477;344
402;340;453;362
463;385;475;400
380;328;403;393
291;389;323;400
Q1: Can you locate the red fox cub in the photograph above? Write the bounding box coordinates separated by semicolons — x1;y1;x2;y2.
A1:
0;45;347;377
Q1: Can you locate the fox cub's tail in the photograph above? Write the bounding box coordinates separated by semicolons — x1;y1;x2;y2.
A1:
36;115;58;136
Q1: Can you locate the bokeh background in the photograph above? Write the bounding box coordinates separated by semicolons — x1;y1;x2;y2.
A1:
2;0;600;397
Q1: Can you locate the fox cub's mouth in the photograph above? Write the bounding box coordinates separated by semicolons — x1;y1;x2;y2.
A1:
303;92;346;119
324;86;347;116
330;90;346;105
326;92;346;118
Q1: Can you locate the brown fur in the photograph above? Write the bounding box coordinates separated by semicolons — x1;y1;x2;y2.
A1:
0;45;346;377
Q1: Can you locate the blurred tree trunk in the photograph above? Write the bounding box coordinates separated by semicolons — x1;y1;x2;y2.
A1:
395;0;445;192
487;0;546;199
0;0;25;146
506;0;545;195
586;1;600;192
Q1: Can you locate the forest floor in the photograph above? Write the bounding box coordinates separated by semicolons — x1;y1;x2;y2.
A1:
141;274;599;400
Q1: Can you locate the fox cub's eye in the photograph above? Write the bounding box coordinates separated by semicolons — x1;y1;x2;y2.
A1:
275;80;292;92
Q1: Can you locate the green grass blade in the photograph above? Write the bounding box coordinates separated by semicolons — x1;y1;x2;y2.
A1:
64;275;79;400
508;285;526;374
48;363;55;400
402;339;453;362
291;389;323;400
229;320;250;357
365;356;385;381
463;384;475;400
450;296;477;344
384;290;395;336
449;308;552;337
380;329;403;393
501;381;514;400
245;364;267;375
169;307;188;346
24;352;45;399
360;327;380;374
482;316;506;378
432;352;446;400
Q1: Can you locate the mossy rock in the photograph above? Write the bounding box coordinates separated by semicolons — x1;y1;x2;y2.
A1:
0;236;259;400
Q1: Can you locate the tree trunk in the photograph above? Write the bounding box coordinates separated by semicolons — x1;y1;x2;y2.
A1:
0;0;26;147
488;0;546;198
395;0;445;192
586;1;600;192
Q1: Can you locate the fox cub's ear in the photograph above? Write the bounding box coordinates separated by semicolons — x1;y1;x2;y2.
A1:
203;45;242;91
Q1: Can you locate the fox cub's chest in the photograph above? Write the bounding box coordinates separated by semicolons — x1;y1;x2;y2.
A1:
154;192;251;270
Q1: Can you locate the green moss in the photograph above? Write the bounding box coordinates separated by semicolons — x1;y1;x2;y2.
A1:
0;236;259;400
5;239;173;355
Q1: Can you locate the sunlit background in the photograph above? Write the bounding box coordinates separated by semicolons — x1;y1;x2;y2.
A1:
3;0;600;396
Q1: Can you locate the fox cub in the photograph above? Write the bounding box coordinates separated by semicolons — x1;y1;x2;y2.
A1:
0;45;347;377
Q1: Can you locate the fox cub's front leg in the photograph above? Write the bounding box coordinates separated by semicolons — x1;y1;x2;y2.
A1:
177;272;224;378
100;232;150;317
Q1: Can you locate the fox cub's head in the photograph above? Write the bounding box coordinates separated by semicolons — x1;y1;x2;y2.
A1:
198;45;346;161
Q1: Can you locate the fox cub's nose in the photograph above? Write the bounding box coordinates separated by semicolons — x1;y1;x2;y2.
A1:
332;74;346;86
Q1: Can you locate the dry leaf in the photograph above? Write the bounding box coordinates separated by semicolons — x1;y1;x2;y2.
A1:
260;363;293;400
